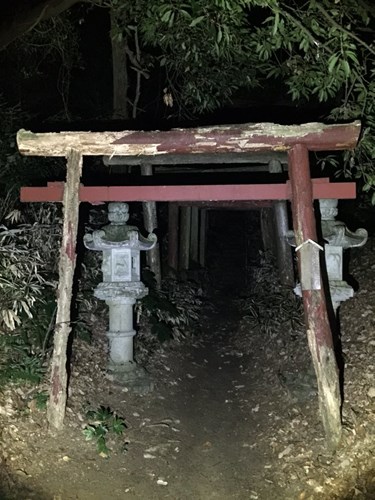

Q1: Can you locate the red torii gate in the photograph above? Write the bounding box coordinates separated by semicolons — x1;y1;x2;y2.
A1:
17;120;361;448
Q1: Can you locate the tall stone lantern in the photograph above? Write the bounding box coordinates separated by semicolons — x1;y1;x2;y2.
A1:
319;199;367;313
84;202;157;391
287;199;367;314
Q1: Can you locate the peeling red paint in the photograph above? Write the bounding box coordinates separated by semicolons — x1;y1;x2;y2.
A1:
289;144;335;354
20;181;356;203
110;122;361;153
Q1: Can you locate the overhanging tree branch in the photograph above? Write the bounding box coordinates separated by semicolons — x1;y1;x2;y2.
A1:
0;0;81;50
315;3;375;57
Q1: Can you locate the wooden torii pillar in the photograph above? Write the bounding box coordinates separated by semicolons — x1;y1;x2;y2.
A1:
17;121;361;447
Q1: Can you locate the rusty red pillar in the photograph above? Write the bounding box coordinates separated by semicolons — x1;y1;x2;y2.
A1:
288;143;342;448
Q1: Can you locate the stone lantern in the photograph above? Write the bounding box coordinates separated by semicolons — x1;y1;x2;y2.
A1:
319;199;367;313
287;199;367;314
84;202;157;391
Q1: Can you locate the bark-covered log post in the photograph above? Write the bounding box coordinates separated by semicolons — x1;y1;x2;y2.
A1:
288;143;342;449
141;164;161;287
47;149;82;432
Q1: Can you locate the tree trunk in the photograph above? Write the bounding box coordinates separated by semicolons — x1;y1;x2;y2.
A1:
47;149;82;432
110;9;129;120
288;143;342;449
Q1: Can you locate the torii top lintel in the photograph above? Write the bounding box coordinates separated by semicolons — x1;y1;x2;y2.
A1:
16;121;361;158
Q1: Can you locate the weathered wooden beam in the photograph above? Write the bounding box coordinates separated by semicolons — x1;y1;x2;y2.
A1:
178;200;273;209
17;121;361;157
288;144;342;449
20;181;356;203
104;152;288;167
47;149;82;432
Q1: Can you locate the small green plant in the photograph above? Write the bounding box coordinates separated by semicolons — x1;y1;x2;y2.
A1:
83;406;127;456
33;391;48;410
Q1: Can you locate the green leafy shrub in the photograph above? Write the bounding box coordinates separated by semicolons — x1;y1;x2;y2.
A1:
83;406;127;456
0;226;49;331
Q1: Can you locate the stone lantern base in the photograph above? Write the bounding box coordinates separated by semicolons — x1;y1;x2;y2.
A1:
94;282;154;394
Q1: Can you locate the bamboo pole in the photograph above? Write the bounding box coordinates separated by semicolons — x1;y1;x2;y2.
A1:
47;149;82;432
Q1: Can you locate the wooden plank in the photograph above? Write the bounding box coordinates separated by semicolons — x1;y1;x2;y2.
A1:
20;181;356;203
17;121;361;157
47;149;82;432
288;144;342;449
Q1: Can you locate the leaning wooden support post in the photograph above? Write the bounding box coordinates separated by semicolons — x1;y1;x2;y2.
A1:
288;144;342;449
47;149;82;432
141;164;161;286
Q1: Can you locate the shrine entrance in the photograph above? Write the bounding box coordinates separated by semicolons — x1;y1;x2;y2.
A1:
204;210;262;293
17;120;362;448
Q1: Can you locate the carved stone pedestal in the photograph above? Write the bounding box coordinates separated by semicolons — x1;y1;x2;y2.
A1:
84;203;156;393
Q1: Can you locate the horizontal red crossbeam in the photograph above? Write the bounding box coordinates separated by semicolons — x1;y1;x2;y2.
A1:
20;180;356;203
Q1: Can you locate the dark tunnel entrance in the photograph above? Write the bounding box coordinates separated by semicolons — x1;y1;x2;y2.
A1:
206;210;263;295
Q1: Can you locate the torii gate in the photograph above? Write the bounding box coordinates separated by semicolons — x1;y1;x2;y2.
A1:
17;120;361;448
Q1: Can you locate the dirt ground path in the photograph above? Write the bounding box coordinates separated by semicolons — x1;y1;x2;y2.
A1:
0;293;303;500
1;235;374;499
